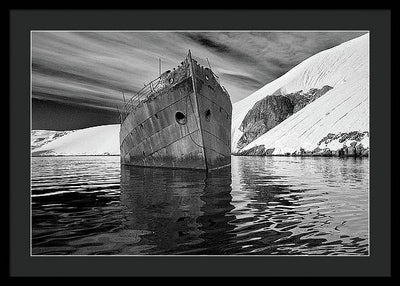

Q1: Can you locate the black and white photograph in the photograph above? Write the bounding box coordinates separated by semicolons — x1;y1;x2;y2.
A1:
30;29;371;256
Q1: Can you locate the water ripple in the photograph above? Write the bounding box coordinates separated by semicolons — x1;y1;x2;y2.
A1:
32;156;369;255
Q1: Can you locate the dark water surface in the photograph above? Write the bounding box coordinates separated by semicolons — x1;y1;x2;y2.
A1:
32;156;369;255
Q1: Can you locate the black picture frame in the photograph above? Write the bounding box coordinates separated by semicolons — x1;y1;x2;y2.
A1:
9;9;391;277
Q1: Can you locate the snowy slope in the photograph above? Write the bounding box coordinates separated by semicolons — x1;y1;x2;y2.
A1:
232;33;369;154
31;130;75;150
32;124;120;156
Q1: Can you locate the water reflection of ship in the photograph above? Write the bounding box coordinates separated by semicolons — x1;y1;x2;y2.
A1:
120;164;235;254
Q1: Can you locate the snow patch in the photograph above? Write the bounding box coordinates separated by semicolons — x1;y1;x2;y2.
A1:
32;124;120;156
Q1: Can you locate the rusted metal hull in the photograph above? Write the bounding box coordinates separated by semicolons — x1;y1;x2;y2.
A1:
120;52;232;171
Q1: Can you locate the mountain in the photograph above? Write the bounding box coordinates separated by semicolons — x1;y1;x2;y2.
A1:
232;33;369;156
31;124;120;156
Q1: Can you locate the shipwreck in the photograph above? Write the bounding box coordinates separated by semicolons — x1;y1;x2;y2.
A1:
119;51;232;171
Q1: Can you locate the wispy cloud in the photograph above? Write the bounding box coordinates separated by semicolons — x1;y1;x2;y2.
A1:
32;31;367;110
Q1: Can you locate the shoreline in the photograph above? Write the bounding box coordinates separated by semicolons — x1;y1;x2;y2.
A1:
31;154;120;157
31;154;369;158
232;153;369;158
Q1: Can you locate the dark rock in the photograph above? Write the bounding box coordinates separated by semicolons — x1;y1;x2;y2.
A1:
265;148;275;155
238;145;266;156
318;131;369;157
318;133;337;146
310;147;333;157
321;149;332;156
285;85;333;113
237;95;294;149
355;143;363;156
237;85;333;150
312;147;322;155
339;134;348;143
347;146;356;157
337;131;367;143
355;143;369;157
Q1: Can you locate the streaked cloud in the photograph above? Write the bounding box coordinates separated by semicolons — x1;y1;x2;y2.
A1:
32;31;367;111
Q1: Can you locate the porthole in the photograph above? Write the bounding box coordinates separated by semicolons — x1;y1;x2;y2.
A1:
205;109;211;121
175;111;187;125
154;113;158;119
169;77;174;84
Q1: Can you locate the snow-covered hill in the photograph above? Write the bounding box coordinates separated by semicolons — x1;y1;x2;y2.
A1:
31;124;120;156
31;130;75;150
232;33;369;156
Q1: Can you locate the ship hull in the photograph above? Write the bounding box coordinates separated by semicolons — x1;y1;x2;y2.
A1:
120;54;232;171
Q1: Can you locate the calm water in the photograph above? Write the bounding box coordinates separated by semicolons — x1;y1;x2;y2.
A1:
31;156;369;255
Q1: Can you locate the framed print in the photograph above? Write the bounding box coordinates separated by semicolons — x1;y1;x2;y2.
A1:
9;9;391;277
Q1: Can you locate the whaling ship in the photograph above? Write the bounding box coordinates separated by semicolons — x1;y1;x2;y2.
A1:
119;51;232;171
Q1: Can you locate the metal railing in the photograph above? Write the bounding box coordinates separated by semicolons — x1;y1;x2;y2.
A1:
119;52;230;122
121;75;168;121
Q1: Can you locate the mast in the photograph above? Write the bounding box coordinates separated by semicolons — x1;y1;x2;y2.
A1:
187;50;208;170
187;50;197;93
206;57;212;70
122;91;126;104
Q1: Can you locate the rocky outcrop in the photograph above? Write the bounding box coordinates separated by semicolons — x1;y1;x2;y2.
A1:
31;130;74;151
284;85;333;113
236;145;275;156
237;85;333;150
237;95;293;150
236;131;369;157
317;131;369;157
318;131;369;146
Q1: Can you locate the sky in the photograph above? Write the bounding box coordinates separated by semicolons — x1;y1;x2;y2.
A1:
32;31;367;130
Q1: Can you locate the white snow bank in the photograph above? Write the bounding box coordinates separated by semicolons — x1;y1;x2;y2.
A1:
31;130;75;150
32;124;120;156
232;33;369;153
